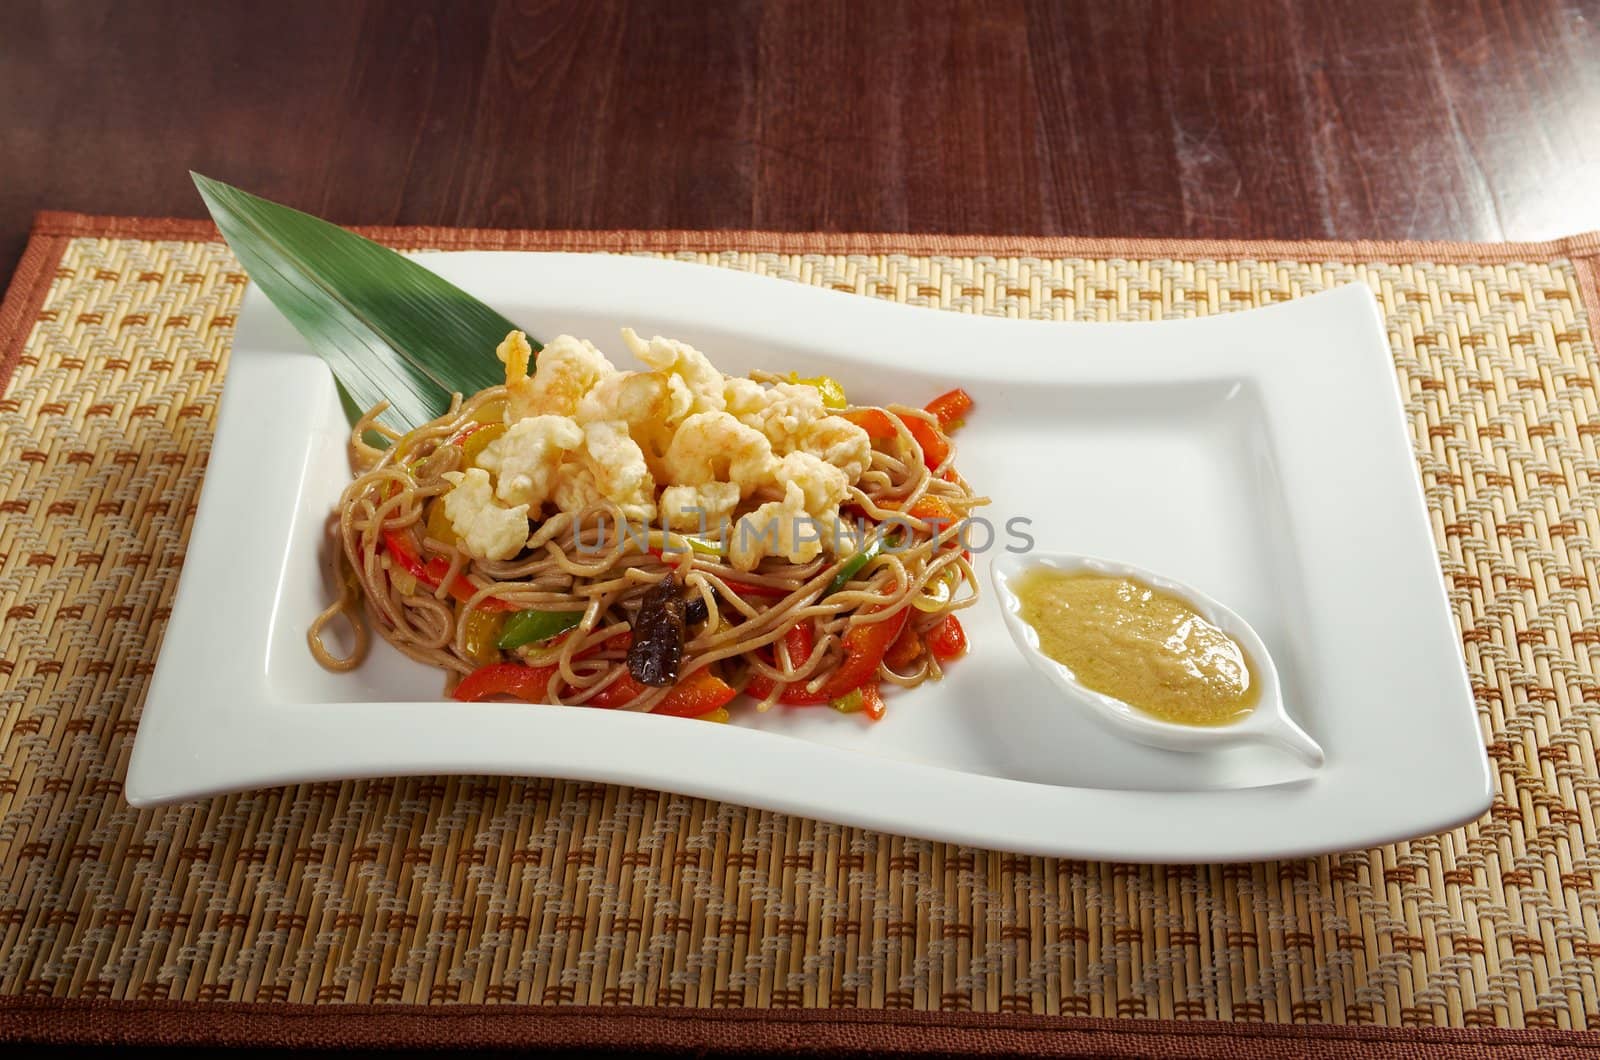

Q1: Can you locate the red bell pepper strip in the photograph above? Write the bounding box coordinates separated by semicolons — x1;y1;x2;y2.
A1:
905;495;957;524
584;673;639;709
747;606;909;705
382;528;430;581
897;388;974;471
587;667;737;716
712;574;791;600
453;651;733;717
845;397;967;471
840;408;898;443
900;413;950;471
743;621;814;700
884;621;923;670
736;618;812;701
383;528;514;612
897;495;968;558
926;614;967;661
452;662;557;702
859;681;887;721
779;621;814;669
433;560;515;610
924;388;973;431
652;671;739;717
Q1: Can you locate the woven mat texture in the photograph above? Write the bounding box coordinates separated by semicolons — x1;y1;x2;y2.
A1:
1;231;1598;1032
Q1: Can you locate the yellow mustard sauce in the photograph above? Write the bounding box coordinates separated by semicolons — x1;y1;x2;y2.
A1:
1014;569;1258;727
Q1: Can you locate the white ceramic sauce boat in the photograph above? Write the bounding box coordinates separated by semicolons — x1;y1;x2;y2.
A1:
991;551;1325;767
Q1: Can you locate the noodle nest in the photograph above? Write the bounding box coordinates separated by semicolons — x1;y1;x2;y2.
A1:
311;345;984;719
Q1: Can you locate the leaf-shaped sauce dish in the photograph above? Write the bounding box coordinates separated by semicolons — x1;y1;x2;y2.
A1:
991;551;1325;767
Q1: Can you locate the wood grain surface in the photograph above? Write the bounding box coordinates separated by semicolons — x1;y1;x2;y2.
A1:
2;0;1598;294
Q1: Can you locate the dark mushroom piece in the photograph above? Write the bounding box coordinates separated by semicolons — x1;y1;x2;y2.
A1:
628;571;687;686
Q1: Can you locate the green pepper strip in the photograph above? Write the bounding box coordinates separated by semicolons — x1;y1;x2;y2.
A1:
823;533;899;598
496;609;585;650
831;688;865;714
661;533;724;557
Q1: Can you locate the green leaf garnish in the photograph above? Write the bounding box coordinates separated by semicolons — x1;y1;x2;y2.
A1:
193;172;534;431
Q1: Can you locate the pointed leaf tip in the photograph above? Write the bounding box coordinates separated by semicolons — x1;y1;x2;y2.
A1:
193;176;533;431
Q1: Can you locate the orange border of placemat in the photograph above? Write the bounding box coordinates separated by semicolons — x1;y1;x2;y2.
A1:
7;211;1599;402
18;208;1600;260
4;211;1600;1056
0;998;1595;1057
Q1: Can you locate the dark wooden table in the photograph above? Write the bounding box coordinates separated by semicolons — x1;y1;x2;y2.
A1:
4;0;1600;288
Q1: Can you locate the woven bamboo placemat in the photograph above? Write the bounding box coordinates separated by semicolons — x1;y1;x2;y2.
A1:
2;214;1600;1056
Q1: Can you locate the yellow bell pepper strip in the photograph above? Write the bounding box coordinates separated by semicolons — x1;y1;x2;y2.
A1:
469;397;507;425
912;568;964;612
420;423;508;552
785;372;848;409
496;609;584;650
456;420;506;465
389;564;419;597
425;499;459;547
460;608;505;666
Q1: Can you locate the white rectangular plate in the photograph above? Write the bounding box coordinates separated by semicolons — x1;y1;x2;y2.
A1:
126;253;1491;861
